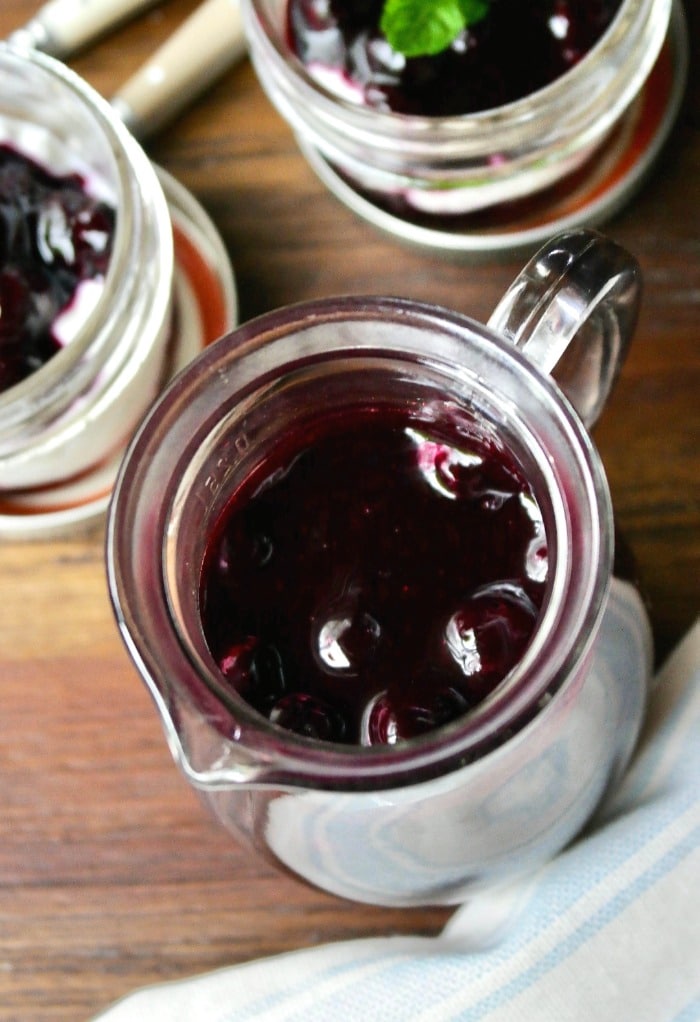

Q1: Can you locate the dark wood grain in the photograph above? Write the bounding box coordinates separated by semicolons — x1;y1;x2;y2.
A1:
0;1;698;1018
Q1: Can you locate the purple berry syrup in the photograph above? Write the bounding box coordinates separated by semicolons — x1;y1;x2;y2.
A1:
0;144;116;393
287;0;622;116
200;405;548;746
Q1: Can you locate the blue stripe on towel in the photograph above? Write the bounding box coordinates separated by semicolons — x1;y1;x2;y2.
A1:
670;997;700;1022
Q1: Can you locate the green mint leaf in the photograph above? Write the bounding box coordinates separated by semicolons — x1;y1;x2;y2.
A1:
381;0;465;58
381;0;490;59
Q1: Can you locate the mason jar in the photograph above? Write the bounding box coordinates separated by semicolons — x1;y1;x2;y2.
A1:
0;44;174;501
241;0;681;251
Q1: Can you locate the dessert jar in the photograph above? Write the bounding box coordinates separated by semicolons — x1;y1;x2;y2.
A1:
240;0;674;220
107;230;653;907
0;43;173;495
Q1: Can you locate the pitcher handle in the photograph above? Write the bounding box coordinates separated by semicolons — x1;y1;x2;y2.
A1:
488;230;642;428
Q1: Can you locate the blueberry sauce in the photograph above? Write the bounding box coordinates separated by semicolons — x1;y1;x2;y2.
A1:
0;144;116;393
200;405;548;746
287;0;622;116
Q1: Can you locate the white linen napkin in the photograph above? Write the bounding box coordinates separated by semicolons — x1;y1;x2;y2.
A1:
93;621;700;1022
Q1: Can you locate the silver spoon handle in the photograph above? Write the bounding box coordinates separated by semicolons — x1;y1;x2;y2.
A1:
8;0;162;57
110;0;246;139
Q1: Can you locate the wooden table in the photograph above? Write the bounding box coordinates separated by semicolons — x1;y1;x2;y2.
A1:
0;1;698;1018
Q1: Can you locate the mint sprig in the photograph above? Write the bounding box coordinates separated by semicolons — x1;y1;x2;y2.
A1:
380;0;490;58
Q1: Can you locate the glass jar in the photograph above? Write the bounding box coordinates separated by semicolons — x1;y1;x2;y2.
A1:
241;0;678;248
106;230;653;907
0;44;173;496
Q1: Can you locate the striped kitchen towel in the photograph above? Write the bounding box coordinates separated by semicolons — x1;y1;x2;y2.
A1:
94;620;700;1022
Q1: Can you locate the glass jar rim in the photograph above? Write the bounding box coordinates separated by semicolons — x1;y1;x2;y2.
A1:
243;0;671;157
107;295;614;791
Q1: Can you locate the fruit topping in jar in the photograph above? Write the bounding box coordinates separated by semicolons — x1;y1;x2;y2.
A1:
287;0;623;116
200;404;548;745
0;143;116;393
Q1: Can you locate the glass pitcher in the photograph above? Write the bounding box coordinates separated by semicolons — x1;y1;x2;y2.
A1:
106;230;652;906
